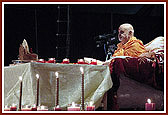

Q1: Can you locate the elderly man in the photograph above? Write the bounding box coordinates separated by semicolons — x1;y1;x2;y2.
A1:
107;23;147;110
113;23;146;57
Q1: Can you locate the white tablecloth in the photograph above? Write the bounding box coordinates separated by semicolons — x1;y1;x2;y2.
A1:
4;62;112;110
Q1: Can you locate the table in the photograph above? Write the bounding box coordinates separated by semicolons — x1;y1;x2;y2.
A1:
4;62;112;110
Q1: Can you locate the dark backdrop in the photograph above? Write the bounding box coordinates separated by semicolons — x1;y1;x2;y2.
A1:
4;4;164;66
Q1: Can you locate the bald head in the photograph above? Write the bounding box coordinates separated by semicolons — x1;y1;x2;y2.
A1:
118;23;134;43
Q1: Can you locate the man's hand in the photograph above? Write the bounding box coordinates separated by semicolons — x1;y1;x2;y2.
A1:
102;59;113;65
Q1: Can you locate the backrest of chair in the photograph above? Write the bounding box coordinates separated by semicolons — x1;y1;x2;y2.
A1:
144;36;164;53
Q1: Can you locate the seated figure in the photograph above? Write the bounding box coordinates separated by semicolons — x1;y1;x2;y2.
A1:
85;24;164;110
19;39;38;61
113;23;146;57
106;23;164;110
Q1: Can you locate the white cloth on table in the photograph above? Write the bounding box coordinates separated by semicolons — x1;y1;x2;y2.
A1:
4;62;112;110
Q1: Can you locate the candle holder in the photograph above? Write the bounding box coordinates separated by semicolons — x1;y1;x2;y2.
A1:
90;59;97;65
62;58;70;64
86;102;95;111
37;105;48;111
46;58;56;63
54;105;62;111
67;102;80;111
78;59;85;64
37;59;45;63
4;105;10;111
145;99;156;111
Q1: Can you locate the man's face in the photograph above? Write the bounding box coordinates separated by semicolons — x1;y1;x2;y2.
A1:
118;29;127;42
118;24;134;44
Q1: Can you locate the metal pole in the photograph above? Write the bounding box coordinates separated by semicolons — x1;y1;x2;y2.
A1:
56;5;60;59
66;5;70;58
35;9;38;54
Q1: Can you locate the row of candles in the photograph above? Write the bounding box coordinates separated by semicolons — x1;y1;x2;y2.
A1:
37;58;97;65
5;99;155;111
4;67;95;111
5;103;95;111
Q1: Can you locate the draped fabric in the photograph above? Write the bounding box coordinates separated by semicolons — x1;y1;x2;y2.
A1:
4;62;112;110
108;57;164;110
113;37;146;57
111;57;163;91
111;36;163;90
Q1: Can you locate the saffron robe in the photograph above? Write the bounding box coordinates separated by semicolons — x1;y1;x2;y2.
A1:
113;37;146;57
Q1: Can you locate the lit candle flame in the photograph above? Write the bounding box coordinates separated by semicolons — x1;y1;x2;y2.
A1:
89;101;93;106
79;59;84;62
49;58;55;60
25;105;29;108
56;105;60;108
92;59;96;62
39;59;44;61
19;76;22;81
80;67;84;74
147;99;151;104
36;74;39;79
12;103;16;107
63;58;68;61
55;72;59;78
32;104;36;108
41;105;45;110
72;102;75;107
5;105;8;108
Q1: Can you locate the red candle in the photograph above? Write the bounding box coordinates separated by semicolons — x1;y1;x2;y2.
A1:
86;106;95;111
47;58;56;63
4;109;10;111
31;107;37;111
145;99;156;111
10;107;17;111
31;104;37;111
19;76;23;111
62;58;70;64
36;74;40;107
21;108;31;111
54;105;62;111
78;59;85;64
67;107;80;111
80;67;85;111
55;107;62;111
37;59;45;63
90;60;97;65
10;104;17;111
55;72;59;106
86;102;95;111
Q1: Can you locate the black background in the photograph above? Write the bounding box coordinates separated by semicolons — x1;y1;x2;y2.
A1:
4;4;164;66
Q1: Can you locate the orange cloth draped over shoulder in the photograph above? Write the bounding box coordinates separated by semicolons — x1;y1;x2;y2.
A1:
113;37;146;57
